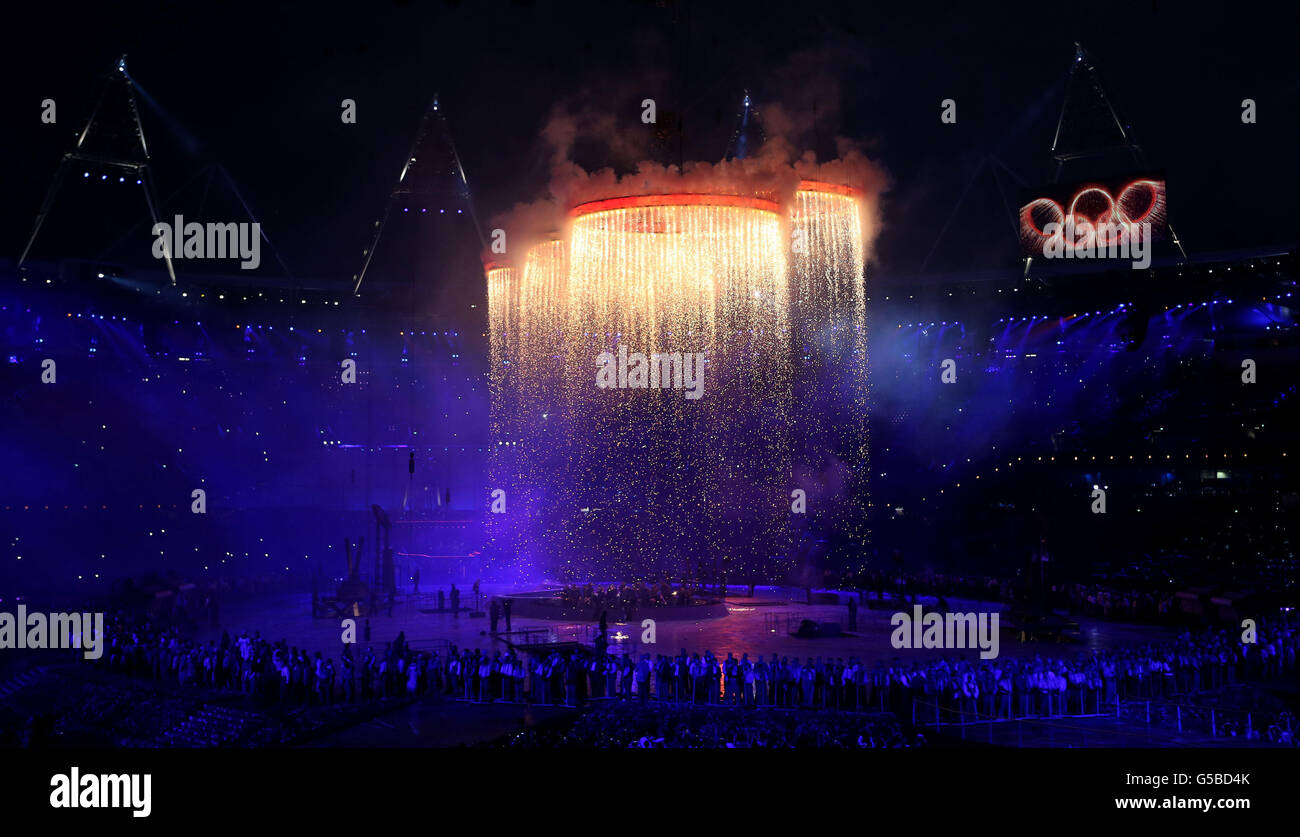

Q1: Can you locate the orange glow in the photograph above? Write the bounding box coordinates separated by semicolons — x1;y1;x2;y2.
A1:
570;193;780;217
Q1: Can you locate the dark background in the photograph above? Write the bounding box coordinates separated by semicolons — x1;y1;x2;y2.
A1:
2;0;1297;282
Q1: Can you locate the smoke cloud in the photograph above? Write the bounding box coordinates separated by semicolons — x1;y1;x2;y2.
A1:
489;43;890;263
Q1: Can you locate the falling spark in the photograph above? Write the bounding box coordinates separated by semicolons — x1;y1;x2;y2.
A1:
486;186;871;579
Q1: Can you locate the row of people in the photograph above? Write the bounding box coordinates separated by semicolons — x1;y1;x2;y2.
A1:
86;611;1297;725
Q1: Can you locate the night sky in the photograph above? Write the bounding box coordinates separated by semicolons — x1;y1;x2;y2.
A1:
4;0;1297;281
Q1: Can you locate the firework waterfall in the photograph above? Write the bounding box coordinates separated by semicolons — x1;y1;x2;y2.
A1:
486;165;879;582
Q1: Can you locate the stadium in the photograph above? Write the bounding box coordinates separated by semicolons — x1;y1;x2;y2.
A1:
1;2;1297;784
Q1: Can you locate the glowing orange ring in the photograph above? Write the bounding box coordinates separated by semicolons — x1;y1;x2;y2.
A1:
569;193;781;217
797;180;862;198
1117;179;1162;224
1021;198;1065;237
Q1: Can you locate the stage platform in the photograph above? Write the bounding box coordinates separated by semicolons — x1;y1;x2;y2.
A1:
197;585;1182;665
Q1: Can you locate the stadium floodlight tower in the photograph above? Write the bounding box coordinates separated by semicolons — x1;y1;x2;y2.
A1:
723;89;765;162
352;94;486;298
19;55;176;283
1050;43;1142;174
1039;42;1187;264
